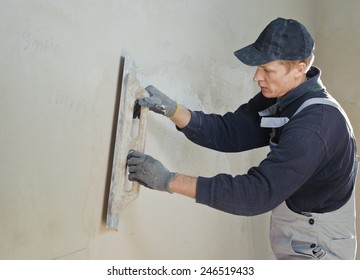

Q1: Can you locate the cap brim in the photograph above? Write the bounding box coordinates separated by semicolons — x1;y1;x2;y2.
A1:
234;44;273;66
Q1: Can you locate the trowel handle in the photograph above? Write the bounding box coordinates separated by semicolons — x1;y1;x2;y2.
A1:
134;88;149;153
127;75;149;193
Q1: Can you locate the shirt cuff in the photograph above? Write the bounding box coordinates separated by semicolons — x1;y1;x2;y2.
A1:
195;176;212;206
176;110;202;140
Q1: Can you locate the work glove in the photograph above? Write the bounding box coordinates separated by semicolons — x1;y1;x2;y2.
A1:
127;150;176;193
133;85;178;118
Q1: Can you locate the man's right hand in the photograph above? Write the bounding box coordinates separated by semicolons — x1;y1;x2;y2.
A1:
134;85;178;118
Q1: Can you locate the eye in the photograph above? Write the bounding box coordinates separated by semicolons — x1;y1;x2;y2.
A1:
259;66;274;74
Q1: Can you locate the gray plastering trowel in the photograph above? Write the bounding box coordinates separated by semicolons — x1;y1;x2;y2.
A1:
106;53;149;229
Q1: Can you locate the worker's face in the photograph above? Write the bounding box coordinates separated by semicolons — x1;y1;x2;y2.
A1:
253;60;305;99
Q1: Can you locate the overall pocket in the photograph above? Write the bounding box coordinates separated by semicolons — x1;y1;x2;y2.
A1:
270;219;319;260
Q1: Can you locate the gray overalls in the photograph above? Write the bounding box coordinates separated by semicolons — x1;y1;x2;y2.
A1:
259;97;358;259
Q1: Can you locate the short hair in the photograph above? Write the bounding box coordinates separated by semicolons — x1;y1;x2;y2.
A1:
280;53;315;73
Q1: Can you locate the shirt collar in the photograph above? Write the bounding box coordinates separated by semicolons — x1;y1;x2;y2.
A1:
276;66;324;109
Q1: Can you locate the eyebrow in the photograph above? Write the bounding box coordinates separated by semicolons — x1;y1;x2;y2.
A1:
259;65;275;72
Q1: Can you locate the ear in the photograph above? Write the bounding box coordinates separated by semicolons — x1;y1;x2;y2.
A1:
294;62;307;78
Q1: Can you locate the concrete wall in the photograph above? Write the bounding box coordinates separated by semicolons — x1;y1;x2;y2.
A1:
2;0;357;260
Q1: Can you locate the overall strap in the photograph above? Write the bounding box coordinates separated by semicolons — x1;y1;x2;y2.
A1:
259;97;357;154
260;97;346;128
292;98;342;117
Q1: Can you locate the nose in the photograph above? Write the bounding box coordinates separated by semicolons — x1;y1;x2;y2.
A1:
253;67;263;82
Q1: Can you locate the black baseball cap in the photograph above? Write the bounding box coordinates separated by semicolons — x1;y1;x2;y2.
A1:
234;18;314;66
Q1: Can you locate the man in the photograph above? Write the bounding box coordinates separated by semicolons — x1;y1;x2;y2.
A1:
127;18;358;259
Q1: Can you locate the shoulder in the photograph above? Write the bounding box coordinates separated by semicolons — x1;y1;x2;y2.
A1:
285;100;350;157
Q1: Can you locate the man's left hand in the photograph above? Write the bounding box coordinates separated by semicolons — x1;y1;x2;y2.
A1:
127;150;175;193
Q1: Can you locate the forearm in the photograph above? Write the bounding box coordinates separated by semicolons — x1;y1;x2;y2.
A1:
169;173;197;199
170;104;191;129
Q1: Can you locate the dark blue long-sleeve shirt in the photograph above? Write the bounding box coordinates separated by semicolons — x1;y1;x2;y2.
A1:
179;67;357;216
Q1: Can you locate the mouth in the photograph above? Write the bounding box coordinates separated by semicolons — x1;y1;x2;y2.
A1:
259;85;271;96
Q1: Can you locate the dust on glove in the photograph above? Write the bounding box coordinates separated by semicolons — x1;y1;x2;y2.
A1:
133;85;178;118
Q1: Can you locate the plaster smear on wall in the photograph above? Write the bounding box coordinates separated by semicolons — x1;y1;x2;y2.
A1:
137;53;258;174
